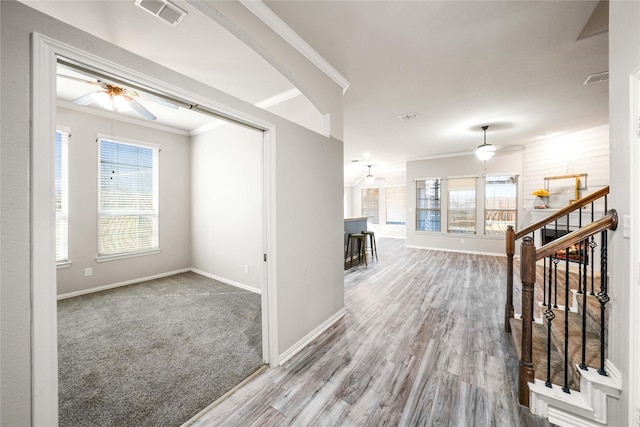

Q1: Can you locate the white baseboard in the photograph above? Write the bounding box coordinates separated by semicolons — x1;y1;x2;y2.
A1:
190;268;262;295
278;307;346;366
57;268;191;300
404;244;505;257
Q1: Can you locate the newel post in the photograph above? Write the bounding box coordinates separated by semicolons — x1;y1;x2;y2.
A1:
519;236;536;407
505;225;515;333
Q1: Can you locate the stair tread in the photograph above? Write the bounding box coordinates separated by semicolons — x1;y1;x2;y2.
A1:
509;318;578;390
546;308;602;371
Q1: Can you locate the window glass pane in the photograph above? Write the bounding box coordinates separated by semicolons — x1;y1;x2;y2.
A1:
386;186;406;225
98;138;158;256
361;187;379;224
55;129;69;262
447;177;476;234
416;178;441;231
485;175;518;235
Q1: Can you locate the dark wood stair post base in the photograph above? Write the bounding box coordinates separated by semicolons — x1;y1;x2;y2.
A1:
519;236;537;407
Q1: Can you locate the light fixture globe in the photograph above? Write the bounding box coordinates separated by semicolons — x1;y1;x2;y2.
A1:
475;125;495;161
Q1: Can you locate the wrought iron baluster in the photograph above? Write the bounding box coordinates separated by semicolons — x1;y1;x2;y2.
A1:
562;247;571;393
542;257;547;307
597;230;609;376
589;236;597;295
544;275;555;388
579;237;589;371
553;256;559;308
577;207;583;294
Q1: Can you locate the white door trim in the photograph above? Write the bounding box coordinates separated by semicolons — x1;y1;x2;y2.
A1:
31;32;280;424
629;66;640;427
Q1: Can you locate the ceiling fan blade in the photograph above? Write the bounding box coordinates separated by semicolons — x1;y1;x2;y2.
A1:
127;97;157;121
71;92;98;106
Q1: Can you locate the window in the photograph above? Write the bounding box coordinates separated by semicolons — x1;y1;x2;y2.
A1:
386;185;406;225
485;175;518;235
416;178;441;232
55;128;70;263
447;177;477;234
361;187;379;224
98;137;159;257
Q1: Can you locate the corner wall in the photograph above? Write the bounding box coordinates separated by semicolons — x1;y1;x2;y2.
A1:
190;123;264;292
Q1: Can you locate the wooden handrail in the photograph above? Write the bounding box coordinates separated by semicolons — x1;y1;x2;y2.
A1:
514;186;609;240
536;209;618;260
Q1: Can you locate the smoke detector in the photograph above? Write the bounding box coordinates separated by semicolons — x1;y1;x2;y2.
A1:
135;0;187;26
583;71;609;85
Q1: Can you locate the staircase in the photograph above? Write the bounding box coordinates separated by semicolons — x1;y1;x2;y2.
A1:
504;187;622;426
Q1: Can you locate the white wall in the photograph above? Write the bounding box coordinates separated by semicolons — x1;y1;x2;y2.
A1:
0;2;345;424
191;123;263;292
275;124;344;355
55;107;191;295
522;124;609;218
406;149;524;255
607;2;640;425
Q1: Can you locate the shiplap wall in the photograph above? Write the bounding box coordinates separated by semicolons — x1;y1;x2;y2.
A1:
523;124;609;213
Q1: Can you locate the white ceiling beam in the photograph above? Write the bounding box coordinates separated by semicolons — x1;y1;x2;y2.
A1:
239;0;350;94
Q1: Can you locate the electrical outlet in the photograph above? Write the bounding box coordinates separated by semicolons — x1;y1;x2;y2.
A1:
244;265;249;274
460;238;465;244
84;268;92;277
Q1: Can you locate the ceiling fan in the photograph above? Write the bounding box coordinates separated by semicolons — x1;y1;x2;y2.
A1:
58;73;178;121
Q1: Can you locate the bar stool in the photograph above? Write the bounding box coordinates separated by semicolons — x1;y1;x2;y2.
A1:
344;233;367;267
361;230;378;261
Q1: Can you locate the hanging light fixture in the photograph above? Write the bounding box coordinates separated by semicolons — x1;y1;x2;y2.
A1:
365;165;375;184
475;125;496;161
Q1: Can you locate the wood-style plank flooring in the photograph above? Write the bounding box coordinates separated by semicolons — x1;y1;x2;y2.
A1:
188;238;551;426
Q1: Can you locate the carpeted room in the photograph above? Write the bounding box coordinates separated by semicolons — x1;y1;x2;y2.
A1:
55;69;266;426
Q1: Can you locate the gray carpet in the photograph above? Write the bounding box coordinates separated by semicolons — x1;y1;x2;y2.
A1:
58;272;263;427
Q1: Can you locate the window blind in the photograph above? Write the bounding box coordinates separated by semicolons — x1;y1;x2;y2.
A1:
447;177;477;234
485;175;518;235
386;185;406;225
361;187;379;224
416;178;441;232
55;129;69;262
98;138;158;256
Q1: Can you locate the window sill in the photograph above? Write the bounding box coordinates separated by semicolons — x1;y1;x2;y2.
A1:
96;249;161;263
56;262;71;269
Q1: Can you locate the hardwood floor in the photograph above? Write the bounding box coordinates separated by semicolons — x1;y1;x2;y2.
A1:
188;238;551;426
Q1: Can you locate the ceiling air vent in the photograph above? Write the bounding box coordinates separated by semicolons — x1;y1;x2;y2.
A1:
135;0;187;26
583;71;609;85
398;112;418;122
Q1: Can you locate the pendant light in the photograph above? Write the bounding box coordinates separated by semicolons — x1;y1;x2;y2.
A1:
365;165;375;184
475;125;496;161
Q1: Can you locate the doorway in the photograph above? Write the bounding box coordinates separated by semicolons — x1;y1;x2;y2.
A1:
32;33;278;424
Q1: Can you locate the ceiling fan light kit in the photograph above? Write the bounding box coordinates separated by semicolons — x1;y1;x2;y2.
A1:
475;125;496;161
92;92;132;113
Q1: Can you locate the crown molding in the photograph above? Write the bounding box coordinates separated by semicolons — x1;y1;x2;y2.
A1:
239;0;350;94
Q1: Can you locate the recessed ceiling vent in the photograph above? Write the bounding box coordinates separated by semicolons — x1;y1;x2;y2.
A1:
583;71;609;85
398;112;417;122
135;0;187;26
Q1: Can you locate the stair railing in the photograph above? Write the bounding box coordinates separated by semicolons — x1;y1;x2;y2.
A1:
518;208;618;406
504;186;610;333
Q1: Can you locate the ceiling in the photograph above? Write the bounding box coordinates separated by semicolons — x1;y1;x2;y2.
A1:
23;0;609;186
